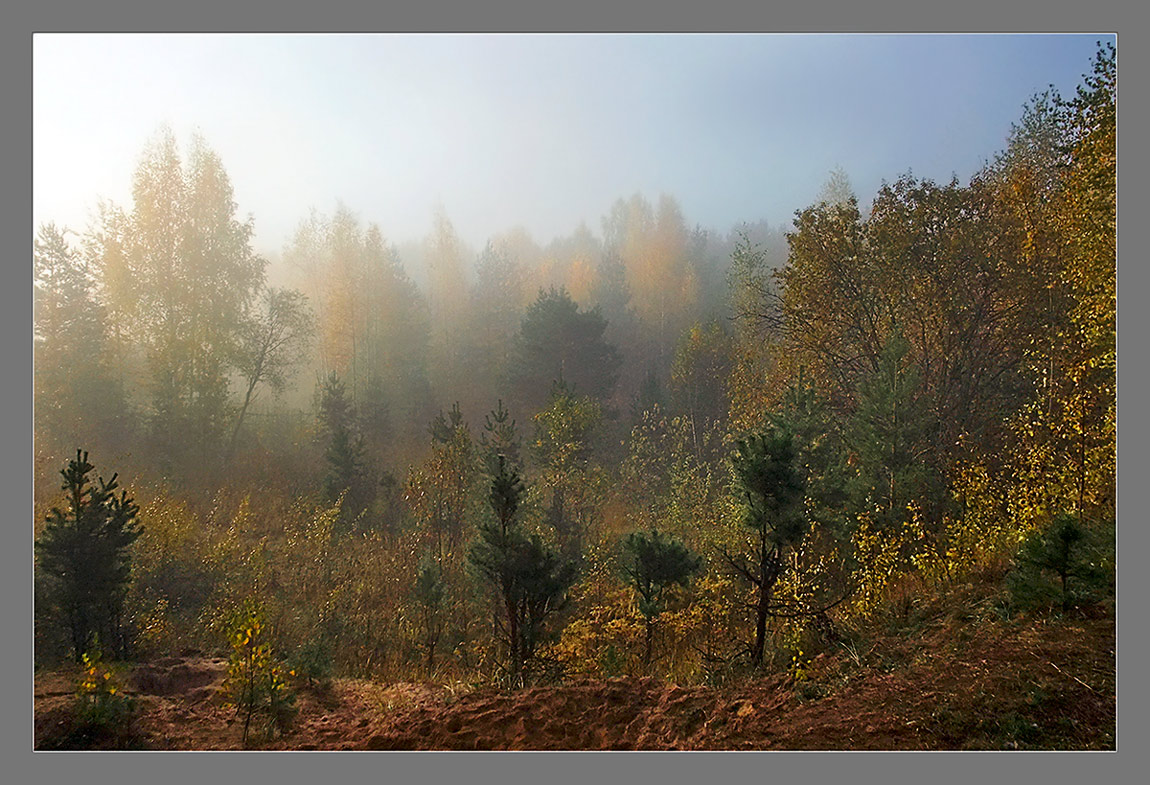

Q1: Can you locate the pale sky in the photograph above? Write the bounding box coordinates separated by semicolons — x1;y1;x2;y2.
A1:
33;33;1110;257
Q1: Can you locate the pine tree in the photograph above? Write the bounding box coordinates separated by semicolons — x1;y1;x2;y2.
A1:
512;287;621;415
1008;513;1111;613
722;428;806;667
469;456;576;685
33;224;126;451
480;399;521;475
412;559;446;678
317;372;365;507
35;451;141;661
846;332;943;532
621;528;701;664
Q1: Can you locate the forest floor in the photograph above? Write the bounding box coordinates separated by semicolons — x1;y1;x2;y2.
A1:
33;580;1116;751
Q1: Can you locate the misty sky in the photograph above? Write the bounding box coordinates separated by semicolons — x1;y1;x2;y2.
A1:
33;33;1111;256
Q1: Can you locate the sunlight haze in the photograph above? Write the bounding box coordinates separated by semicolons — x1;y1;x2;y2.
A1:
33;33;1106;255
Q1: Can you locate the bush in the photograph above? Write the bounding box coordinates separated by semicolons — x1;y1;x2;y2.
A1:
288;637;334;689
67;649;136;747
1007;513;1113;613
223;602;296;745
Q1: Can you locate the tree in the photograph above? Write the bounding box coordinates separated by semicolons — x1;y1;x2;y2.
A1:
36;451;141;661
722;428;807;667
287;210;433;442
630;368;666;425
405;404;479;563
33;224;125;450
846;332;944;533
411;559;446;677
532;382;606;562
1007;513;1111;613
469;456;576;685
511;287;621;415
479;399;522;474
771;368;850;534
817;166;856;207
228;287;314;459
601;193;700;367
726;233;786;434
670;320;733;432
317;372;366;509
126;128;265;466
620;528;701;665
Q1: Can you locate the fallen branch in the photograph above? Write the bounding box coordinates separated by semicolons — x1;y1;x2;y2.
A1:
1048;661;1097;694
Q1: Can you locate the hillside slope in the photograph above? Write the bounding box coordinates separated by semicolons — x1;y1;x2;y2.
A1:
34;582;1115;751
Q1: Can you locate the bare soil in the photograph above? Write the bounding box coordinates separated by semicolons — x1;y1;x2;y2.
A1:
34;588;1115;751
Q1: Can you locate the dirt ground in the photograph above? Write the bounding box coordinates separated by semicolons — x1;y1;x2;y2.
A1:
34;594;1115;751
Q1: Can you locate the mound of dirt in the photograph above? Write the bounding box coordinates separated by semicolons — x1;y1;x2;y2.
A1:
131;656;227;700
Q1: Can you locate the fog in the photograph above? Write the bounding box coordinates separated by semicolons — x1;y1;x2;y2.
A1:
34;34;1102;259
31;35;1116;725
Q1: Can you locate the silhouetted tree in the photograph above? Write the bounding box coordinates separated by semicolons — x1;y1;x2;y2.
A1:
229;286;314;459
317;372;366;508
33;224;126;451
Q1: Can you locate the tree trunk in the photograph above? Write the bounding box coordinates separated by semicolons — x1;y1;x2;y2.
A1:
644;616;653;666
506;597;520;685
751;584;770;667
226;376;260;461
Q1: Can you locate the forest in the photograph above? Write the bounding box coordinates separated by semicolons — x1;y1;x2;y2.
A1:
32;44;1115;750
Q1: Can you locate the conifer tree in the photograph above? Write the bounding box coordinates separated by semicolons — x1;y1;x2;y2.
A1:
480;399;521;474
317;372;365;507
469;456;576;685
722;428;806;667
35;451;141;661
412;559;446;677
621;528;701;664
846;332;943;532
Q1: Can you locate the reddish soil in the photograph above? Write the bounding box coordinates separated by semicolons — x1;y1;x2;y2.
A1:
34;590;1115;751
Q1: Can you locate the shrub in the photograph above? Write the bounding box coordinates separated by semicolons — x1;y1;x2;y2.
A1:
1007;513;1113;613
73;649;135;743
223;602;296;745
288;636;334;689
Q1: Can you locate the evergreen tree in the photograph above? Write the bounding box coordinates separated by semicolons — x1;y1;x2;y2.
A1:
412;558;446;678
469;456;576;685
511;287;621;415
317;372;365;508
772;368;850;534
620;528;701;664
722;428;806;667
429;402;466;445
1008;513;1112;613
36;451;141;661
479;399;521;474
846;332;943;532
630;368;665;424
33;224;126;452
